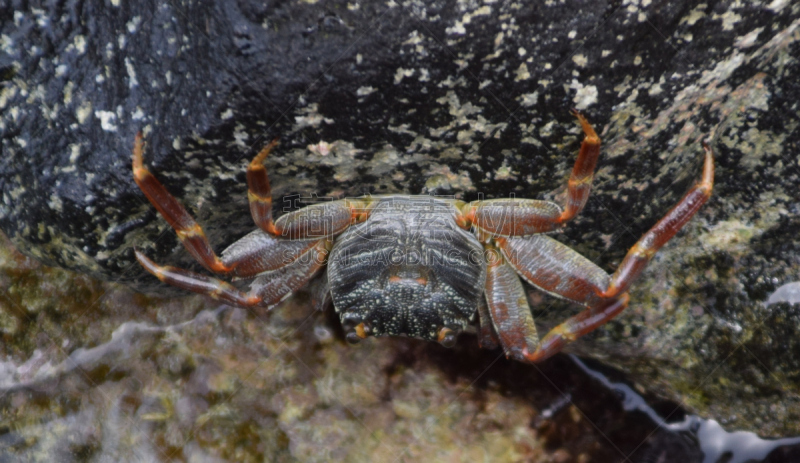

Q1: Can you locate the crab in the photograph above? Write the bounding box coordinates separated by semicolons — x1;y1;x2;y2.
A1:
132;111;714;362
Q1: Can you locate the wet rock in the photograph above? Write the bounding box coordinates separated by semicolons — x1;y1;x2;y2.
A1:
1;0;800;443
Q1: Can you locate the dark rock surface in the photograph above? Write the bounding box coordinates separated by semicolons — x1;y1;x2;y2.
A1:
2;0;800;450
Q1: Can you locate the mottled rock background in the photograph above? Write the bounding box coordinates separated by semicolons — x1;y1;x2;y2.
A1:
1;0;800;460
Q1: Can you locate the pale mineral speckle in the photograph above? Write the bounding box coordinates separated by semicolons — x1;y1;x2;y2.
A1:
648;82;663;96
572;54;588;67
517;47;526;56
220;108;234;120
568;30;577;39
767;0;789;12
124;57;138;88
294;103;333;129
683;6;706;26
394;68;415;84
73;35;86;54
48;193;63;213
519;92;538;107
0;34;12;54
308;141;333;156
514;63;530;81
735;27;764;49
403;30;422;46
633;55;642;65
126;16;142;34
356;86;376;97
570;80;598;110
699;51;744;84
76;101;92;124
233;124;249;147
69;144;81;163
132;107;145;121
494;161;516;181
172;137;181;150
446;20;466;35
602;50;611;57
717;11;742;31
55;64;67;77
95;110;118;132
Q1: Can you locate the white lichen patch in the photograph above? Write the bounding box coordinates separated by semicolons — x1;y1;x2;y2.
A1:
69;144;81;163
518;91;538;107
423;164;475;195
493;161;517;180
232;123;249;147
126;16;142;33
514;63;530;81
699;51;744;84
73;35;86;55
294;103;333;129
124;57;138;88
570;80;598;110
94;110;118;132
76;101;92;124
394;68;415;84
767;0;789;12
715;10;742;31
308;141;333;156
356;86;376;97
735;27;763;49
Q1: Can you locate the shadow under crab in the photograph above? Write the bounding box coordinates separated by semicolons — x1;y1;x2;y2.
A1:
132;112;714;363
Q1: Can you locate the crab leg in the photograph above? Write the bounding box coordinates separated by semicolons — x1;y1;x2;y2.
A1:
246;140;363;239
601;142;714;299
133;133;233;274
133;133;354;277
462;111;600;237
475;297;501;350
134;239;330;308
496;142;714;362
483;246;541;360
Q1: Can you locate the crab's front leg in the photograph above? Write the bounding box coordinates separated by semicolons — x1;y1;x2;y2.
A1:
135;239;331;308
132;133;368;306
133;134;358;277
486;143;714;362
462;110;600;237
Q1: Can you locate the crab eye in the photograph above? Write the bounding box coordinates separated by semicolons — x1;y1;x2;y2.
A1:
437;327;458;348
345;331;362;345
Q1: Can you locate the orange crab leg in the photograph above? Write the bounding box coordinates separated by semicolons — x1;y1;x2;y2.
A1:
247;139;281;236
524;295;629;362
134;239;330;308
493;142;714;362
559;110;601;223
602;142;714;298
246;140;364;239
463;111;601;237
133;132;232;274
483;246;541;360
135;249;259;306
475;298;500;350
